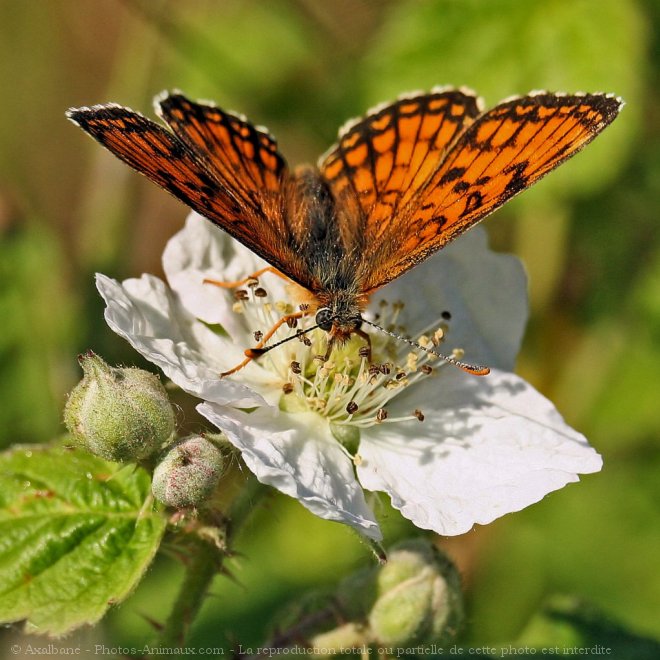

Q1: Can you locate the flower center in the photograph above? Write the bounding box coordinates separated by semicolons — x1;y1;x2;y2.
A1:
228;279;464;430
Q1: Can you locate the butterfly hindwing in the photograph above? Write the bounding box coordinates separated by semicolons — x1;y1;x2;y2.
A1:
319;89;482;252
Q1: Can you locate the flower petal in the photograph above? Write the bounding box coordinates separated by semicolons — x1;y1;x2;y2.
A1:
371;227;528;371
96;272;266;407
357;369;601;536
163;213;290;339
199;402;382;541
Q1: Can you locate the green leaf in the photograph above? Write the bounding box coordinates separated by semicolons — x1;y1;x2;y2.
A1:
0;443;166;636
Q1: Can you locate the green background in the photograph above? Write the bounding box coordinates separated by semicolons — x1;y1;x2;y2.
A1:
0;0;658;653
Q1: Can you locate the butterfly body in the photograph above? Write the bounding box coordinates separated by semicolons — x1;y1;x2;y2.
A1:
287;165;368;341
67;88;622;365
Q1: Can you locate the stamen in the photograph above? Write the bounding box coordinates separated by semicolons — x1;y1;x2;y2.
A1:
223;288;465;431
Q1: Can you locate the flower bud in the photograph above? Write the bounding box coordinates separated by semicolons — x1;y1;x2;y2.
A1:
367;539;464;646
309;622;369;657
152;435;224;508
64;351;175;462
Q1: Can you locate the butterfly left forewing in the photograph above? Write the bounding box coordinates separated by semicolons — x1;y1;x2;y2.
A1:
156;93;286;209
67;99;320;290
355;92;622;291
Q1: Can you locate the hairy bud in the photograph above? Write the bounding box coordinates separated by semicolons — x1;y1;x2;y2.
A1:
64;351;175;462
152;435;224;508
367;539;464;646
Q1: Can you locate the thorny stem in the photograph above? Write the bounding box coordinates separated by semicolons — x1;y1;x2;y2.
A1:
154;469;269;650
155;536;221;649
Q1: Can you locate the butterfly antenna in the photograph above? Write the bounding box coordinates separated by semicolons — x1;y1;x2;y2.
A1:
361;318;490;376
245;323;321;359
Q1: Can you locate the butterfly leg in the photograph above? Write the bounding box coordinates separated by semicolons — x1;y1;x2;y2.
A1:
323;337;336;361
355;328;372;361
204;266;291;289
221;311;306;377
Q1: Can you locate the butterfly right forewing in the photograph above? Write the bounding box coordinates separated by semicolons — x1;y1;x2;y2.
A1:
322;92;621;292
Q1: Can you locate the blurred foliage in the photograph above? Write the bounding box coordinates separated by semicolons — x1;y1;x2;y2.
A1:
0;0;658;653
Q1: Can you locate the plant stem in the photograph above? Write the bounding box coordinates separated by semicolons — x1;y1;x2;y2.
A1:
155;536;220;649
154;469;269;650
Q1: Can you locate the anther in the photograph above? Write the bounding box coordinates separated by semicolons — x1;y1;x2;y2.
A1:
346;401;358;414
234;289;249;300
290;361;301;374
395;371;407;381
358;346;371;358
286;316;298;328
299;303;310;311
379;363;391;375
282;383;294;394
246;278;259;288
254;287;268;297
376;408;388;423
414;409;425;422
253;330;263;342
441;310;452;320
421;365;433;375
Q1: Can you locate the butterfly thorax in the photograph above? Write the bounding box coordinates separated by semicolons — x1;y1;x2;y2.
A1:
290;166;367;340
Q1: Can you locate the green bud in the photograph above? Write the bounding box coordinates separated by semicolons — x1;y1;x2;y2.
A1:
152;435;224;508
368;539;464;647
309;622;369;657
64;351;175;462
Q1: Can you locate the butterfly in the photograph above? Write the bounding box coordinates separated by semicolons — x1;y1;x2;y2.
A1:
67;88;621;375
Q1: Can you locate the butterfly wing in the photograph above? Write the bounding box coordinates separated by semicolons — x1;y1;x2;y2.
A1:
321;91;622;292
319;88;482;258
66;96;315;288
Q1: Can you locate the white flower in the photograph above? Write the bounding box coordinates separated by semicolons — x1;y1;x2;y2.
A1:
97;212;602;541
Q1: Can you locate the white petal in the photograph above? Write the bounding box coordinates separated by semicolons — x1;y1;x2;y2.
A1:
371;228;528;371
96;272;267;407
163;212;290;338
357;369;601;536
199;402;382;541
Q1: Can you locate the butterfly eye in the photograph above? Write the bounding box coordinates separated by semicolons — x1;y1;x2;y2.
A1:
315;308;334;331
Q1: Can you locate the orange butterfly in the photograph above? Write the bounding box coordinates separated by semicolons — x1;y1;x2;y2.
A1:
67;88;621;375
